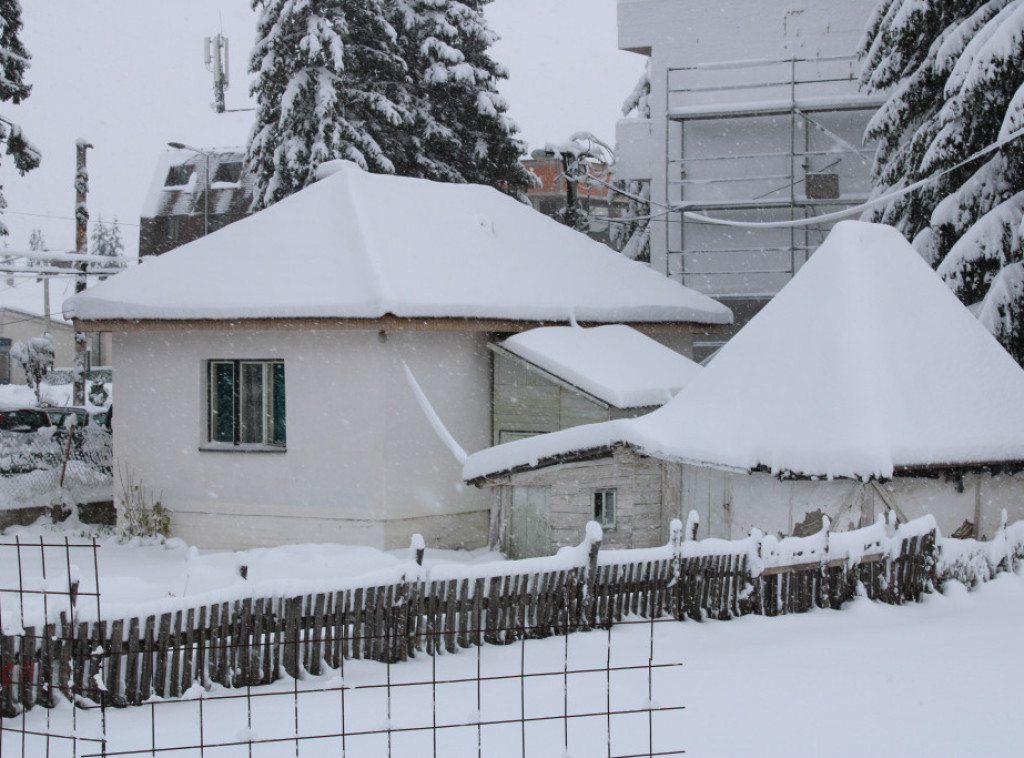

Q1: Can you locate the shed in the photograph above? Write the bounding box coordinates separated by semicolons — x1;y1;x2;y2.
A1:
466;222;1024;557
490;324;701;444
65;160;730;550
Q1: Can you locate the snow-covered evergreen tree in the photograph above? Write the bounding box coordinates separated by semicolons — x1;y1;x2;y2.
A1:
89;216;127;278
611;61;652;262
0;0;40;236
387;0;532;193
246;0;413;210
859;0;1024;364
11;333;54;402
28;227;44;254
435;0;531;193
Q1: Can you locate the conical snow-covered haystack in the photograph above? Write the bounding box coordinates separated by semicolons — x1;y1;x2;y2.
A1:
467;222;1024;554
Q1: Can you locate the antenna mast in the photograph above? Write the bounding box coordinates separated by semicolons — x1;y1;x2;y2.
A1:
204;34;229;113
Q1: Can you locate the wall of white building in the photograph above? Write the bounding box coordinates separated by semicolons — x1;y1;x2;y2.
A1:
112;327;492;550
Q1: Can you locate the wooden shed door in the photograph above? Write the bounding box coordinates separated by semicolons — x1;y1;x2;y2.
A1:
680;465;730;539
510;485;551;559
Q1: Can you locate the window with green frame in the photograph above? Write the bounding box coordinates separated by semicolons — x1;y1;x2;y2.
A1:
208;360;286;446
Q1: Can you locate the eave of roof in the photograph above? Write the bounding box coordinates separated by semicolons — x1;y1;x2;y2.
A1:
72;315;727;335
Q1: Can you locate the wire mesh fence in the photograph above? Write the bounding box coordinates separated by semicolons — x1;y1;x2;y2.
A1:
5;513;1019;757
0;535;685;758
0;427;112;513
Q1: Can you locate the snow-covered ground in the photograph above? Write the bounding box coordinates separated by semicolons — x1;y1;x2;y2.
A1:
2;518;1023;757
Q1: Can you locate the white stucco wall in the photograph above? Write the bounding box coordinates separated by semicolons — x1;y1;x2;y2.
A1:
675;463;1024;541
112;326;491;550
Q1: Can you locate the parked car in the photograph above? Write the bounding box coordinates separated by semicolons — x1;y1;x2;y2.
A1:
44;406;88;430
0;408;55;475
43;406;110;431
0;408;53;433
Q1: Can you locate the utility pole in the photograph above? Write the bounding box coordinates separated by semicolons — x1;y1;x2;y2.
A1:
205;34;229;114
73;139;92;406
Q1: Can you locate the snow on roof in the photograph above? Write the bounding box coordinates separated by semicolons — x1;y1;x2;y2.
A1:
0;275;75;325
65;161;731;325
464;222;1024;482
499;325;701;408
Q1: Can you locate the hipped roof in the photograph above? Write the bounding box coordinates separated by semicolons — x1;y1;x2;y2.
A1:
66;160;730;327
464;222;1024;482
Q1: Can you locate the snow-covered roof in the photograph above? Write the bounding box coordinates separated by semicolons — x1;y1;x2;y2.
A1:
65;160;731;326
464;222;1024;482
499;325;701;408
0;275;76;326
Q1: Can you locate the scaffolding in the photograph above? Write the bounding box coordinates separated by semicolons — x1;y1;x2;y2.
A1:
662;56;884;302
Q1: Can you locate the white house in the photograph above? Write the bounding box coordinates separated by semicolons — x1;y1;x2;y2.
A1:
64;160;730;551
465;222;1024;557
615;0;884;359
0;276;111;385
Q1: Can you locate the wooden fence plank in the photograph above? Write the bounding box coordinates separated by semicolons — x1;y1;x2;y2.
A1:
310;594;326;675
107;619;125;706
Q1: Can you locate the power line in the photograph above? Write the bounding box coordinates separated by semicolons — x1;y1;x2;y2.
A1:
681;125;1024;230
2;209;140;228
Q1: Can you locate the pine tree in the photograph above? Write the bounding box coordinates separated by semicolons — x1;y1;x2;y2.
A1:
89;216;127;278
387;0;466;182
437;0;532;193
859;0;1024;365
611;61;652;262
0;0;40;236
246;0;413;210
387;0;532;193
28;227;44;253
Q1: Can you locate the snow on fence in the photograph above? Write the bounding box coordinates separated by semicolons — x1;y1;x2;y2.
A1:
3;512;1022;716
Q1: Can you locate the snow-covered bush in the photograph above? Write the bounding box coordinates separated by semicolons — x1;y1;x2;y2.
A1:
11;333;55;402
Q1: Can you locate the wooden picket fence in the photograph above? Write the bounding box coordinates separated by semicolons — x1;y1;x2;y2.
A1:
1;516;940;716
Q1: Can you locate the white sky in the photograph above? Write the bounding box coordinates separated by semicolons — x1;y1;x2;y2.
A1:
0;0;642;259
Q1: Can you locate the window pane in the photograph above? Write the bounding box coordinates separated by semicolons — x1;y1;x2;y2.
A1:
211;362;234;442
271;362;286;445
239;362;265;443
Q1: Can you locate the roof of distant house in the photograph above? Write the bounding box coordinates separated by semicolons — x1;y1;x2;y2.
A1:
499;324;701;408
0;275;76;326
464;221;1024;482
140;148;253;221
66;160;731;327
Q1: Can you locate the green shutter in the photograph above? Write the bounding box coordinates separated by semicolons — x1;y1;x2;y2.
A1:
272;362;286;445
212;362;235;442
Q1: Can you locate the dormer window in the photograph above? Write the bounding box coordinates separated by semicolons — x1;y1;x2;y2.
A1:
165;164;195;187
213;161;242;184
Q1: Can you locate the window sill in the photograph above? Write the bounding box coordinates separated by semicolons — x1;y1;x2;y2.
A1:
199;443;287;454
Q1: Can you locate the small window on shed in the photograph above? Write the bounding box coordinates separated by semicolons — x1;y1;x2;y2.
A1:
593;489;616;528
165;164;195;187
213;161;242;184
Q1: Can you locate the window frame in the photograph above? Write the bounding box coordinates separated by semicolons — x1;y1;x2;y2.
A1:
593;488;617;529
205;359;286;450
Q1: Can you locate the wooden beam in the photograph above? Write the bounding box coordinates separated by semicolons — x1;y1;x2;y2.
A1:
73;314;728;335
